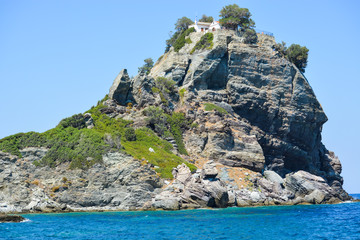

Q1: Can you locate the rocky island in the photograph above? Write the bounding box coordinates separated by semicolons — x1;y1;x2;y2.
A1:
0;6;352;213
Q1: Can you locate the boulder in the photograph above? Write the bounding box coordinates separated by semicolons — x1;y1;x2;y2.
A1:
264;170;284;186
285;170;331;200
0;214;25;223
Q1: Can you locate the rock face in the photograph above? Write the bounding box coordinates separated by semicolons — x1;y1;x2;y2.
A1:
108;69;132;105
0;30;351;213
153;162;229;209
0;150;163;213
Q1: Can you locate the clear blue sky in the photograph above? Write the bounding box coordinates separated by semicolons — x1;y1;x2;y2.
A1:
1;0;359;193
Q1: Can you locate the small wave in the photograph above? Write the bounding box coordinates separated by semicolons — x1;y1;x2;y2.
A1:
21;218;32;223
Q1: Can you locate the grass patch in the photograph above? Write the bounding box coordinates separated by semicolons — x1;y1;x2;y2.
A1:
122;128;195;178
203;103;228;115
190;32;214;54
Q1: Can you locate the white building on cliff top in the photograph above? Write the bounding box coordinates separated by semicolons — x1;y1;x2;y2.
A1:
188;19;221;33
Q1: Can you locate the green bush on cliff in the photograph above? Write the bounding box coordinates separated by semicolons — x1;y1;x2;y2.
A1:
58;114;86;129
0;132;46;157
273;42;309;73
166;112;190;155
124;127;136;141
286;44;309;73
243;28;258;44
190;32;214;54
144;106;190;156
173;27;195;52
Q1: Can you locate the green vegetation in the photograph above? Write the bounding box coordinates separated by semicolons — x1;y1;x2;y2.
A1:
151;77;177;106
175;17;193;32
219;4;255;30
286;44;309;73
166;112;190;155
121;127;195;178
166;17;195;53
144;107;191;155
190;32;214;54
0;132;46;157
204;103;228;115
138;58;154;75
0;102;195;178
199;14;214;23
243;28;258;44
58;114;86;129
179;88;186;102
144;106;168;136
273;41;287;57
155;77;176;94
124;127;136;141
173;27;195;52
273;42;309;73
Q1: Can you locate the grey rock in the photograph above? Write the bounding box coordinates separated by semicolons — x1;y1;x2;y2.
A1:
201;160;218;179
109;69;132;105
264;170;284;186
285;170;332;202
172;163;191;184
84;113;94;129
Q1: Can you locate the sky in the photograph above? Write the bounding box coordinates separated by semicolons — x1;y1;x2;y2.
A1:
0;0;359;193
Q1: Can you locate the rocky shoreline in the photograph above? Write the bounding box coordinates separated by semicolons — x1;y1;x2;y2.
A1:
0;149;352;214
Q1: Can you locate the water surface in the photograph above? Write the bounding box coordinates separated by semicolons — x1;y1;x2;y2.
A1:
1;202;359;239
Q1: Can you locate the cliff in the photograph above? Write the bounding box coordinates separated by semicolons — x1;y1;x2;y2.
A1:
0;30;351;213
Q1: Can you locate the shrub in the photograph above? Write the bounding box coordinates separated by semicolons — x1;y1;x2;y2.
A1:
286;44;309;73
155;77;176;94
191;32;214;54
173;27;196;52
179;88;186;102
243;28;258;44
273;41;287;57
0;132;46;157
124;128;136;141
273;42;309;73
138;58;154;75
166;112;190;155
152;77;176;106
204;103;228;115
144;107;168;136
58;114;86;129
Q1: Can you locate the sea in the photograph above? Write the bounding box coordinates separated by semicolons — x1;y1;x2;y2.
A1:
1;195;359;240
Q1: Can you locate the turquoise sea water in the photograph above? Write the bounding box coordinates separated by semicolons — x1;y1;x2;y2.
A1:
1;201;360;240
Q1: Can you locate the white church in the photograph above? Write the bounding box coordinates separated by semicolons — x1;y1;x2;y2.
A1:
188;18;222;33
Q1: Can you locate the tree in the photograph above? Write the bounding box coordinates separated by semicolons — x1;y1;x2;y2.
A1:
138;58;154;75
219;4;255;30
175;17;193;32
286;44;309;73
199;14;213;23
